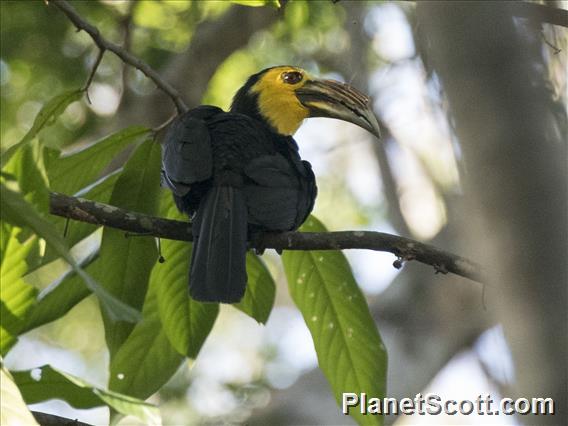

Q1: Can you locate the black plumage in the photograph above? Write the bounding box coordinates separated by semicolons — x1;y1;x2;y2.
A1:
161;74;317;303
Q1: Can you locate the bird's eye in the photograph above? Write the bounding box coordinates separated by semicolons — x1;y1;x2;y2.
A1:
282;71;303;85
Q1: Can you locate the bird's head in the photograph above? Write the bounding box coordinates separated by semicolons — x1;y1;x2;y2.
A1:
230;65;381;139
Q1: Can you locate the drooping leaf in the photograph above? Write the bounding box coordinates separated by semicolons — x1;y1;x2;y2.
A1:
47;126;150;196
1;89;83;167
109;273;184;401
11;365;160;424
282;216;387;426
0;224;38;355
153;193;219;357
0;184;140;324
234;253;276;324
98;138;162;357
0;366;39;426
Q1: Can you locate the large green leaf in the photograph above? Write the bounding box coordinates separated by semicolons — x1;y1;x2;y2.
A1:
47;126;149;196
1;89;83;167
0;184;140;324
11;365;160;425
1;366;39;426
109;273;184;401
282;216;387;426
153;193;219;357
0;225;38;355
98;138;162;357
234;253;276;324
24;168;124;329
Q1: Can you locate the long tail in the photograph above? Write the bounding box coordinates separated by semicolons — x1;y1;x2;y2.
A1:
189;185;248;303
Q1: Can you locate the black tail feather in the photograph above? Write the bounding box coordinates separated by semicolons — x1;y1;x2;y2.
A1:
189;185;248;303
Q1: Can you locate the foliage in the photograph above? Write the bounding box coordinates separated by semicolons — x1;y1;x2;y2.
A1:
1;366;39;426
12;365;160;424
283;216;387;426
0;1;387;425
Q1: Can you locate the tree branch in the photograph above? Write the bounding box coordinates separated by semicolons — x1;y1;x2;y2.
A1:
32;411;93;426
49;0;188;113
515;2;568;28
49;192;483;283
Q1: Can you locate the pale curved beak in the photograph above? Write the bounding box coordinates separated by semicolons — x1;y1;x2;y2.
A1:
296;79;381;139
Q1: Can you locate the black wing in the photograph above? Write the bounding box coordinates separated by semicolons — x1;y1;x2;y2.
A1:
161;106;223;196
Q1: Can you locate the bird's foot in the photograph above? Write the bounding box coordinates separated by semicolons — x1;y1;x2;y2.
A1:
249;231;284;255
250;230;267;255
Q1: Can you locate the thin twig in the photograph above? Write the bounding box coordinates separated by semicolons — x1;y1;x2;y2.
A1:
49;0;188;113
82;47;105;104
49;192;484;283
152;113;177;134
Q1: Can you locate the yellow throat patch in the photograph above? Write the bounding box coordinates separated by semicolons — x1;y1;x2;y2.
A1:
252;66;310;136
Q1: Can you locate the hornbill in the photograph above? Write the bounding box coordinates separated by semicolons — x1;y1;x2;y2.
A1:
161;66;380;303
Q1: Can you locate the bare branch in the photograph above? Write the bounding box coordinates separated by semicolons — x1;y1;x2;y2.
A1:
49;192;483;283
82;47;105;103
49;0;188;113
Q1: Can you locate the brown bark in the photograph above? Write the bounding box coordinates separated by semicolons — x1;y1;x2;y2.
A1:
417;2;567;423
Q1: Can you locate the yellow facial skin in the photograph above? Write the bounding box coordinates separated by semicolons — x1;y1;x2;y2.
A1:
252;66;311;136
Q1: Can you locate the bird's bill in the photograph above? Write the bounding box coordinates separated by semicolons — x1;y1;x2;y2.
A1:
296;79;381;139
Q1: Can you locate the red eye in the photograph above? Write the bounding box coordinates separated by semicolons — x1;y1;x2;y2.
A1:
282;71;303;85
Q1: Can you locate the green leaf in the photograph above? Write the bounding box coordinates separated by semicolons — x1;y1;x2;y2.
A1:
21;258;97;333
109;274;184;401
2;142;50;214
98;138;162;357
0;225;39;355
1;89;83;167
1;366;39;426
42;169;120;264
234;253;276;324
230;0;281;8
282;216;387;426
0;184;140;324
47;126;150;196
11;365;160;424
153;193;219;357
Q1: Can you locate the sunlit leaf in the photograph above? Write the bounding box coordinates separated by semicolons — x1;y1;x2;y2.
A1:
11;365;160;424
150;193;219;358
0;184;140;324
109;275;184;401
47;126;150;196
1;89;83;167
98;138;162;357
152;194;219;357
0;366;39;426
282;216;387;426
2;142;49;214
0;224;38;355
234;253;276;324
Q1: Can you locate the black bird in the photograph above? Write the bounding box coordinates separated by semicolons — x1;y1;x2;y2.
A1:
161;66;380;303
